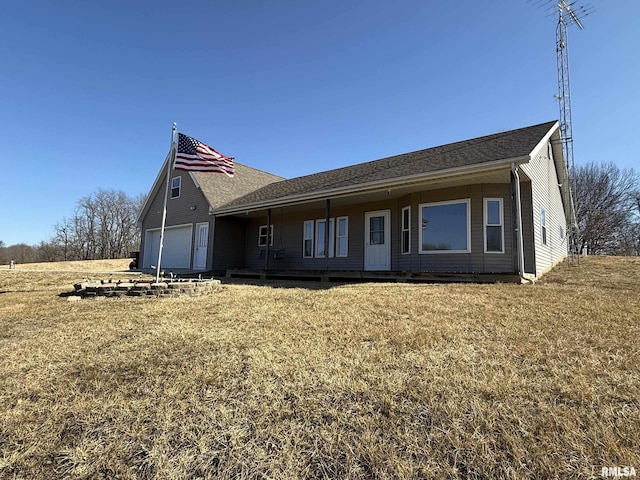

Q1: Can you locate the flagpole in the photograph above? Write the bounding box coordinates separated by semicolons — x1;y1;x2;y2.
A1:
155;122;178;283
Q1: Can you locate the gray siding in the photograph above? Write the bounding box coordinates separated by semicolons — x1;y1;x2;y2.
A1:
520;142;569;276
414;185;514;273
211;216;247;271
139;170;213;271
520;181;536;275
234;183;516;274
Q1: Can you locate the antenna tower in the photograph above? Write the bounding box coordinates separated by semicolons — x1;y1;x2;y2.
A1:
530;0;592;263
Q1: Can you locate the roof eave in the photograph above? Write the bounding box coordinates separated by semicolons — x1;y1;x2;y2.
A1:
212;155;530;216
529;121;560;160
136;149;173;225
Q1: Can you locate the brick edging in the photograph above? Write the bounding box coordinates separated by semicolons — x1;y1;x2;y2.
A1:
67;279;222;299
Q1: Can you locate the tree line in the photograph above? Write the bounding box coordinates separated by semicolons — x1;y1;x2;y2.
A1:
1;162;639;265
571;162;639;255
0;189;146;265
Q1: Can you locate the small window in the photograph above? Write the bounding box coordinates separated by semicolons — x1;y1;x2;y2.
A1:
419;199;471;254
401;206;411;255
315;219;335;257
303;220;314;258
258;225;273;247
369;216;385;245
171;176;181;199
484;198;504;253
336;217;348;257
541;209;547;246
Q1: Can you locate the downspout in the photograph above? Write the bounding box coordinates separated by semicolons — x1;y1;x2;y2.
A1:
511;163;527;282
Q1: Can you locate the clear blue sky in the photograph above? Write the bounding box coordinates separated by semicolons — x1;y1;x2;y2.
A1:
1;0;637;246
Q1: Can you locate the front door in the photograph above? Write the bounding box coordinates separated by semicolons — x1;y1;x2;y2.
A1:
193;222;209;270
364;210;391;271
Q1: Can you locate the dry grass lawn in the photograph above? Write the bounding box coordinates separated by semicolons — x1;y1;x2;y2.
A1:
0;257;638;479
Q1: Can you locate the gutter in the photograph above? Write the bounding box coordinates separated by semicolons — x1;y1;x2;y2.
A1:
511;162;529;283
213;155;531;216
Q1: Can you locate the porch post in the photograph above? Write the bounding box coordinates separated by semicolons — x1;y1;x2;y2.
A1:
325;199;330;271
265;208;271;271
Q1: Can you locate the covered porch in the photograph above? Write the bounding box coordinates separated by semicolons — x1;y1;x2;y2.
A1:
212;164;534;278
225;268;523;284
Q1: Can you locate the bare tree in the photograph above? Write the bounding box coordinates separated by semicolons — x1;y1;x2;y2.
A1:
51;189;145;260
36;241;65;262
3;244;38;264
571;162;639;255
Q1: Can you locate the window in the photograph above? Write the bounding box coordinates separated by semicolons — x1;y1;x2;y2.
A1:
484;198;504;253
401;206;411;255
315;218;335;257
258;225;273;247
369;216;385;245
336;217;348;257
171;176;181;199
541;208;547;245
419;199;471;254
303;220;314;258
303;217;349;258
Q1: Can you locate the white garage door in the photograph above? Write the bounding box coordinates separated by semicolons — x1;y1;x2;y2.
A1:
143;225;193;270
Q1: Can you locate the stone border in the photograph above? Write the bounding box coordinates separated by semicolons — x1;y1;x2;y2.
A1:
66;279;221;300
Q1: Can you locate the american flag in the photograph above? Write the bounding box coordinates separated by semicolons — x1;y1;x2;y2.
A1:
173;132;235;177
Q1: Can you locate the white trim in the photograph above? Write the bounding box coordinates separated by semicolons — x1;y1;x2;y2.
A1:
529;121;560;161
419;199;471;254
364;209;391;271
483;198;505;254
401;206;411;255
303;220;314;258
336;216;349;257
258;224;273;247
171;176;181;199
142;223;193;270
144;222;192;234
540;208;548;246
315;218;335;258
512;164;526;277
213;157;530;216
193;222;209;270
189;171;201;190
136;149;174;225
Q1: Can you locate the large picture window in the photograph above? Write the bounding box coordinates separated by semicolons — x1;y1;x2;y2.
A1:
484;198;504;253
419;199;471;254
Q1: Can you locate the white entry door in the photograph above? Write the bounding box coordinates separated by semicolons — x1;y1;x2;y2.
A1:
364;210;391;271
193;222;209;270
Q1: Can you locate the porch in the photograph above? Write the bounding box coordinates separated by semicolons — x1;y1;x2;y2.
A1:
225;269;522;284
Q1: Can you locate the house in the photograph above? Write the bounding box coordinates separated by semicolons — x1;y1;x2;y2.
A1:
136;120;575;281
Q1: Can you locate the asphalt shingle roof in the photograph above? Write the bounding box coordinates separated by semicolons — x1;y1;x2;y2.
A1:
192;163;284;209
217;120;557;211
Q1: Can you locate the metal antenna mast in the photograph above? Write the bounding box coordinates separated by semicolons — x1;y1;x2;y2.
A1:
555;0;587;176
530;0;592;262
